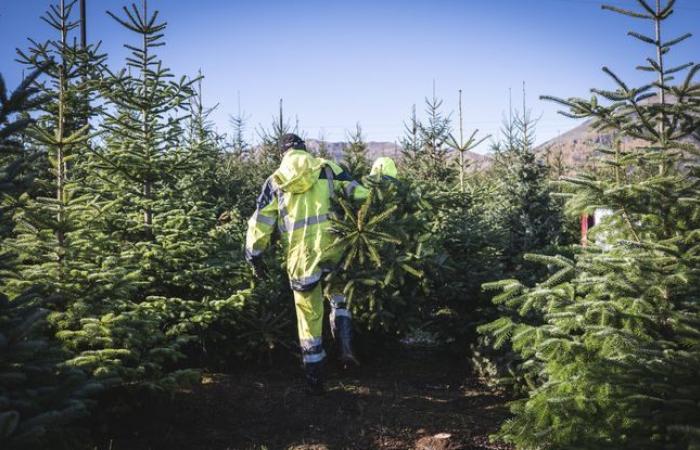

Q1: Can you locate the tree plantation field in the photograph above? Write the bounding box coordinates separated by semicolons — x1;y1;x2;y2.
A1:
1;0;700;449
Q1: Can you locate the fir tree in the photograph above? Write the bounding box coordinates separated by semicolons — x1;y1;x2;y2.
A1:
53;0;206;389
315;130;332;160
257;98;292;170
9;0;105;300
418;89;453;182
95;0;197;236
219;112;261;217
0;69;99;450
0;70;44;240
480;1;700;448
229;92;250;157
341;122;370;178
399;104;422;174
325;177;435;336
401;88;454;184
446;89;490;192
490;86;567;274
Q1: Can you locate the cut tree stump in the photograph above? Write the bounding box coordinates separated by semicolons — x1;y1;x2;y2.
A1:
415;432;456;450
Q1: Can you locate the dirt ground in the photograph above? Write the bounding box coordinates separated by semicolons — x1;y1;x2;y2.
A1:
86;348;513;450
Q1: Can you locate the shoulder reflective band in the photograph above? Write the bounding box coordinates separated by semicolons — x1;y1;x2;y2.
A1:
276;190;289;232
252;210;276;226
281;213;330;233
324;166;335;199
345;180;360;196
279;206;289;219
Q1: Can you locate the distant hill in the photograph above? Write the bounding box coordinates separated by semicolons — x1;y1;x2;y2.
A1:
535;118;609;171
304;139;401;161
535;95;699;172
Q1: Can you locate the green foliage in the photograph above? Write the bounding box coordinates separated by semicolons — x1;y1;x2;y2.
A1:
7;0;105;301
341;123;370;178
325;176;434;337
256;99;293;170
490;101;571;275
0;69;100;450
15;1;252;393
0;290;99;449
315;133;332;160
401;92;455;184
9;2;692;447
480;1;700;448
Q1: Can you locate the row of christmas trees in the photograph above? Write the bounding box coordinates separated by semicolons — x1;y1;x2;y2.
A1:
0;1;570;445
0;0;566;441
6;0;698;448
479;0;700;447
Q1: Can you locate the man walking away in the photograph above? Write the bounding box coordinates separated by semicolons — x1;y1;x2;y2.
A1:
245;134;367;394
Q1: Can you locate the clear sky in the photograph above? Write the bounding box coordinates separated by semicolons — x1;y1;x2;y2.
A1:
1;0;699;152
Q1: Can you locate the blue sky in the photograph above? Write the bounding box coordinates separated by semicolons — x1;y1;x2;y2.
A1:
1;0;699;152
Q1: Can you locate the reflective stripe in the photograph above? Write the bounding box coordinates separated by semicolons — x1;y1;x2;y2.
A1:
300;337;322;350
332;308;352;319
290;271;323;291
345;180;360;196
300;337;325;364
292;213;329;230
255;176;277;210
246;247;263;258
325;166;335;199
279;206;289;219
330;294;346;309
252;211;276;226
281;213;330;233
277;190;288;217
302;350;326;364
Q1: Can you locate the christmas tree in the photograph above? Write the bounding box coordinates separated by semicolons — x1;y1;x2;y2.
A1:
0;68;100;450
53;0;218;390
401;88;454;184
490;86;568;274
341;122;370;178
446;89;490;192
479;1;700;447
9;0;105;301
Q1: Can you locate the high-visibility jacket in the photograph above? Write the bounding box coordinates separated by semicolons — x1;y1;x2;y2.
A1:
370;156;398;178
245;149;368;291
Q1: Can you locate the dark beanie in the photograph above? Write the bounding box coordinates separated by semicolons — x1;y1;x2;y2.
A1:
281;133;306;152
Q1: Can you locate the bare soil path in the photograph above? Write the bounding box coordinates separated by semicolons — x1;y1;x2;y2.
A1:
87;348;512;450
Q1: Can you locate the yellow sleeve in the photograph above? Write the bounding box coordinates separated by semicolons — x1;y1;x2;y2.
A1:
326;162;369;200
245;176;279;262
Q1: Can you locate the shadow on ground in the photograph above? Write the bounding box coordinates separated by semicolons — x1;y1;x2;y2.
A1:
87;349;512;450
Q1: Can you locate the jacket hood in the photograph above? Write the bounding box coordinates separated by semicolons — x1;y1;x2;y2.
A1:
370;157;398;178
272;149;324;194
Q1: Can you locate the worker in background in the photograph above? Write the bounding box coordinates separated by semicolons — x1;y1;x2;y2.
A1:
369;156;398;180
245;134;367;394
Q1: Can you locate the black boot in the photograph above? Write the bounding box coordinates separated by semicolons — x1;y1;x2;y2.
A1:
330;295;359;367
337;316;360;367
304;360;325;395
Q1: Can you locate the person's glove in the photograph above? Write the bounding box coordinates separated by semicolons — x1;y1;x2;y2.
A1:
251;258;268;280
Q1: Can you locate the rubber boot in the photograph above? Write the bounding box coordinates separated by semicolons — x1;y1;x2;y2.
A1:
303;360;325;395
330;295;359;367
